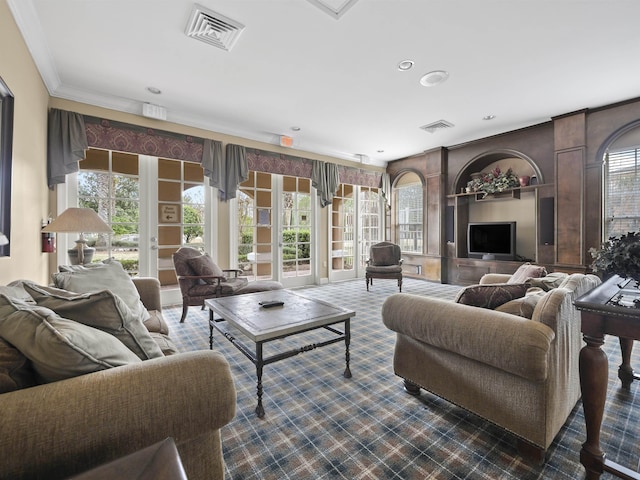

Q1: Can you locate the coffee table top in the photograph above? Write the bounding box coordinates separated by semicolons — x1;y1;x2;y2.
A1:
205;290;355;342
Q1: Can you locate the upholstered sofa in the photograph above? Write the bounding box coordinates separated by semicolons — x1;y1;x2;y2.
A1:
382;271;601;460
0;267;236;480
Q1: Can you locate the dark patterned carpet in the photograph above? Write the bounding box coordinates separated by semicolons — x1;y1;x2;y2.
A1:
163;278;640;479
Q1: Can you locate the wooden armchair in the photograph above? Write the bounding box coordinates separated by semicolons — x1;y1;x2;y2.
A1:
365;242;403;292
172;247;283;323
172;247;248;323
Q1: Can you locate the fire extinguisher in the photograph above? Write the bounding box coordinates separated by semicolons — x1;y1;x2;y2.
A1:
41;219;55;253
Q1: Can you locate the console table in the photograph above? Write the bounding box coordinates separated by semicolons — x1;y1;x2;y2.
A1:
574;274;640;480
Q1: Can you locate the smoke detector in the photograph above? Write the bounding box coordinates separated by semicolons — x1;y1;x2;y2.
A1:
420;120;454;133
185;4;245;51
420;70;449;87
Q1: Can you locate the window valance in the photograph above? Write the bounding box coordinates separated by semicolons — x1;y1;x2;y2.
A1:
48;109;384;194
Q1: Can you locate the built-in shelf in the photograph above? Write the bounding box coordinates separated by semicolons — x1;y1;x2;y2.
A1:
447;183;549;199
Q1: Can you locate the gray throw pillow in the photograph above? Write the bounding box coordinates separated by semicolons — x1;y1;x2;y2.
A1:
186;253;224;285
52;259;150;322
455;283;529;310
507;263;548;284
23;283;163;360
0;337;37;393
0;295;141;383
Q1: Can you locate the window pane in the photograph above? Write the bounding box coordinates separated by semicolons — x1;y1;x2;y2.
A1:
396;181;423;253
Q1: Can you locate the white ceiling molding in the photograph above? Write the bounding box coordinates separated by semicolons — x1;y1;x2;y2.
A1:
306;0;360;19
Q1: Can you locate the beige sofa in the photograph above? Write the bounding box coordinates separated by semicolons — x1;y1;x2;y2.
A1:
382;272;600;460
0;277;236;480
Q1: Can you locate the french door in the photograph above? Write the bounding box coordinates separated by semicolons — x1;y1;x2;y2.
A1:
330;185;383;282
236;171;316;288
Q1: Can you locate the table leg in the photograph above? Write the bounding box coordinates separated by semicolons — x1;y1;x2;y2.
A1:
579;333;609;479
255;342;265;418
209;309;214;350
618;337;636;389
343;318;352;379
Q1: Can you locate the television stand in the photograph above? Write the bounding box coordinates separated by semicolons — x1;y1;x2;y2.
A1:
450;258;530;285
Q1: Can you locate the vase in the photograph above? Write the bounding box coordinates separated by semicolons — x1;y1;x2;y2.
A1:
518;175;530;187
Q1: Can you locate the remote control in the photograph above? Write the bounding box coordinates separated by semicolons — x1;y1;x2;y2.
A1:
259;300;284;308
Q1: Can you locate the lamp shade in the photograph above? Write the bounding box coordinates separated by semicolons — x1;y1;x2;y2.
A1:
0;232;8;246
42;208;112;234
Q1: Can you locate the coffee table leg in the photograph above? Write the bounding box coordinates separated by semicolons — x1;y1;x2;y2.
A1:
343;318;352;379
256;342;265;418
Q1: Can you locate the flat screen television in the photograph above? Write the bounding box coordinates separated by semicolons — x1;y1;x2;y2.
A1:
467;221;516;261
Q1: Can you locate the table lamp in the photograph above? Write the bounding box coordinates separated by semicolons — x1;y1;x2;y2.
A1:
41;208;113;265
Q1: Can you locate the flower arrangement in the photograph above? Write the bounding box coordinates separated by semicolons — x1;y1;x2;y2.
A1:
467;166;520;198
589;231;640;282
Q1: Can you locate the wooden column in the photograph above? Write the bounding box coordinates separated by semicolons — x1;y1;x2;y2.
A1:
554;111;586;268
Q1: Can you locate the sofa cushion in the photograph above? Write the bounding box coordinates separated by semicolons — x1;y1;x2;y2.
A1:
507;263;548;284
455;283;529;310
53;259;150;322
148;332;180;356
0;337;37;393
23;283;163;360
0;295;141;383
186;253;224;284
495;289;546;319
144;310;170;335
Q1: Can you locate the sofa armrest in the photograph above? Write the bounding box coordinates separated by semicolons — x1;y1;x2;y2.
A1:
0;351;236;480
133;276;163;311
479;273;513;284
382;294;555;381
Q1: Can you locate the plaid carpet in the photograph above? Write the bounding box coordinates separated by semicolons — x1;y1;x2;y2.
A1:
163;278;640;479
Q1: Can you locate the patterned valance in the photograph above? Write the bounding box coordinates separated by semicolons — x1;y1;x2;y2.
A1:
81;116;381;188
84;116;204;163
246;148;382;188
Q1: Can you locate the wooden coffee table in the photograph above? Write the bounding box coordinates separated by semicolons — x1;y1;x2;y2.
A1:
205;289;355;418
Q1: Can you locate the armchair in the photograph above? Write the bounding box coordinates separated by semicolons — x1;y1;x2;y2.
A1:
172;247;283;322
365;242;403;292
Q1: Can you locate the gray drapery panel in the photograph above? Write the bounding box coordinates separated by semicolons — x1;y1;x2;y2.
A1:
201;138;224;190
380;173;391;208
47;109;88;189
311;160;340;207
220;144;249;201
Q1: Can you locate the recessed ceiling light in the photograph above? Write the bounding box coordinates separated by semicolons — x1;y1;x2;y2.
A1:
419;70;449;87
483;115;496;120
146;86;162;95
291;126;301;131
397;60;414;71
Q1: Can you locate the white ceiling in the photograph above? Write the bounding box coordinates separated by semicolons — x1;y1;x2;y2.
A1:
8;0;640;167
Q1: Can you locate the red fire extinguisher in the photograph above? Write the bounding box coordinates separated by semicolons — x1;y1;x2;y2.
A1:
41;219;55;253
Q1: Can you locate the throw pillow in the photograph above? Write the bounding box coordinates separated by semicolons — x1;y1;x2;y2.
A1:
455;283;529;310
495;289;546;319
0;295;141;383
507;263;548;284
52;259;150;322
186;253;224;285
0;337;37;393
528;272;569;291
23;283;163;360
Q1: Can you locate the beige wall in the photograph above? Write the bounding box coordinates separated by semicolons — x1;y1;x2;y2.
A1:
0;1;50;285
3;1;385;283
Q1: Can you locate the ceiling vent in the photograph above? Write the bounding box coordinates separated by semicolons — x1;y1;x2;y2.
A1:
185;4;245;51
306;0;359;19
420;120;454;134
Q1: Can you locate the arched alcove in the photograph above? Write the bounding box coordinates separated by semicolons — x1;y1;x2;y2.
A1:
453;149;544;195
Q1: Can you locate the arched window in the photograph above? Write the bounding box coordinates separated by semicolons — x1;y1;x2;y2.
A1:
604;128;640;238
395;172;423;253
